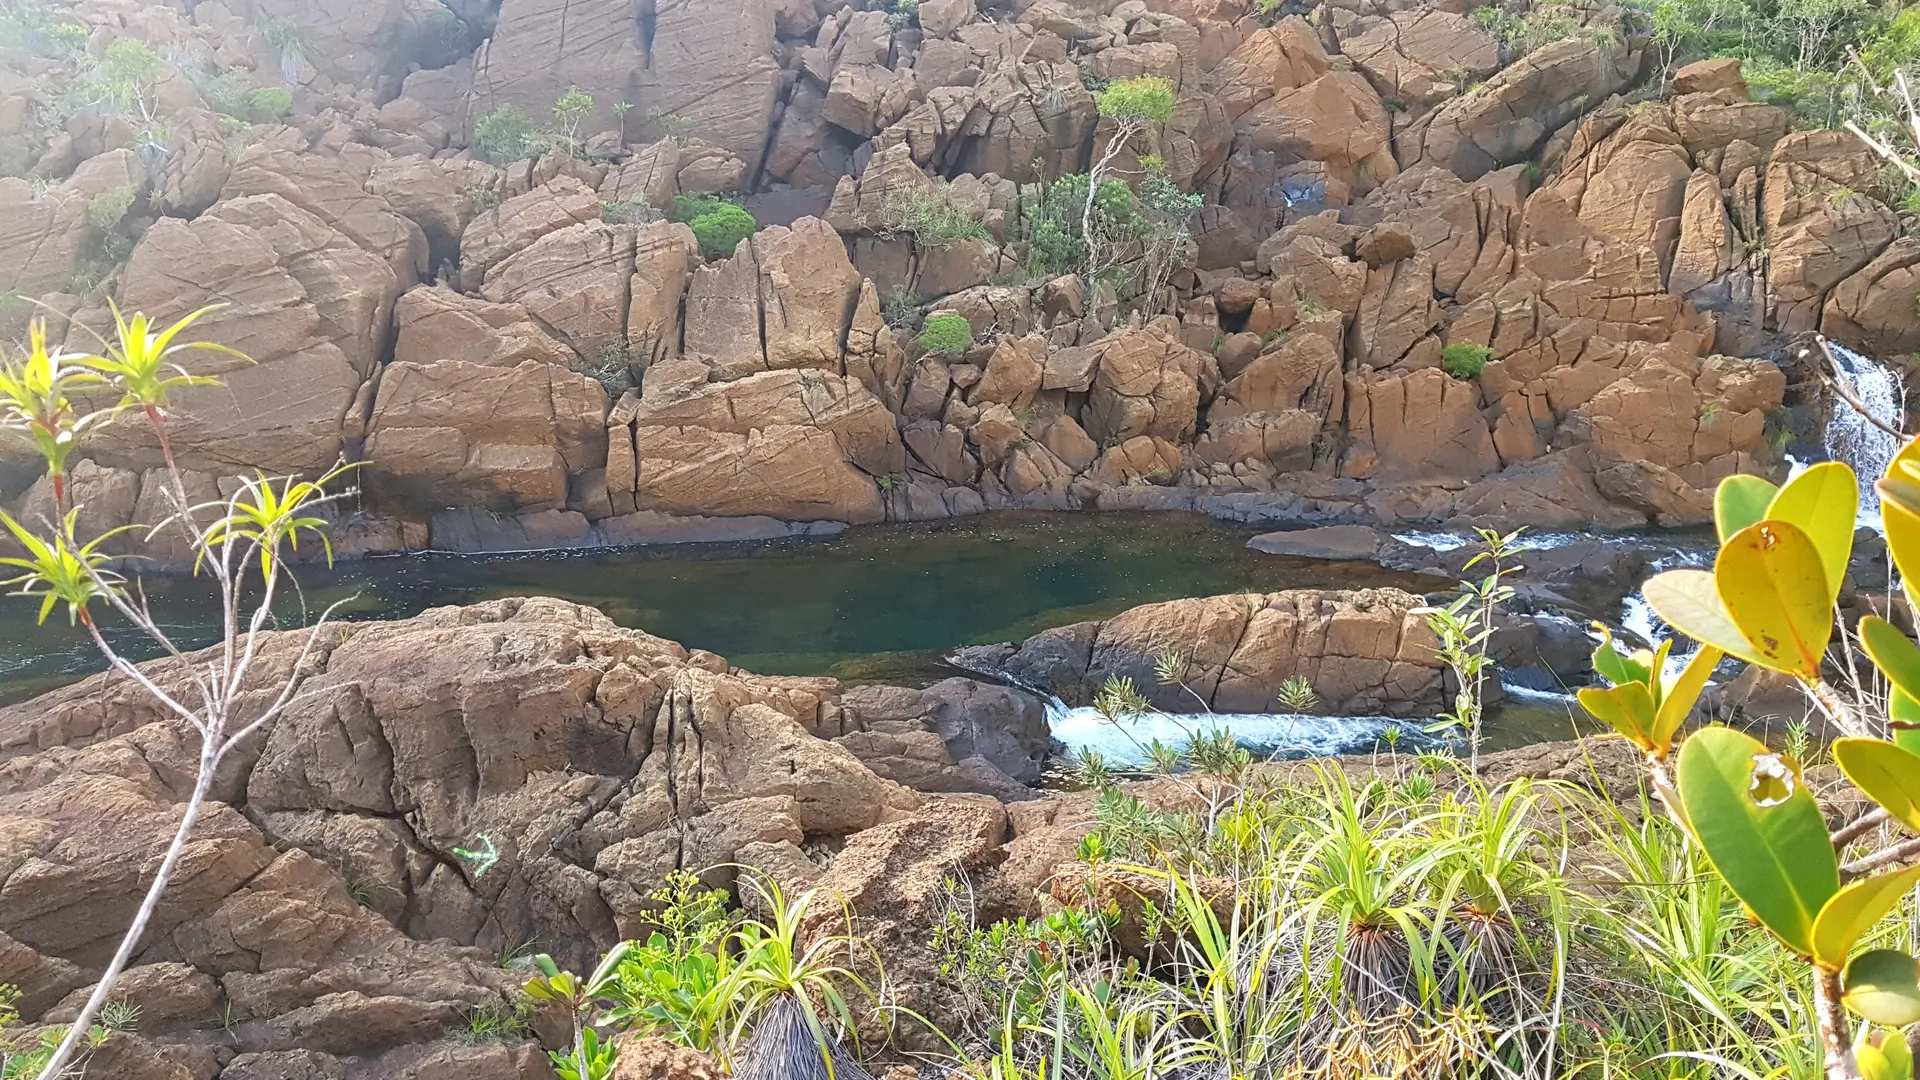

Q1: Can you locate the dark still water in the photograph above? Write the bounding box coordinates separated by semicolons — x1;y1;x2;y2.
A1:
0;512;1440;705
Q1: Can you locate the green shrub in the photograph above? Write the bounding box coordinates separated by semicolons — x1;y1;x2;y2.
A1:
665;194;736;225
85;186;134;230
879;183;991;250
247;86;293;121
472;106;534;164
688;204;756;258
917;314;973;355
1440;341;1491;380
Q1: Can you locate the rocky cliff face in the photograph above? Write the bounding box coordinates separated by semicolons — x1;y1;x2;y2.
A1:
0;590;1469;1076
1;0;1900;552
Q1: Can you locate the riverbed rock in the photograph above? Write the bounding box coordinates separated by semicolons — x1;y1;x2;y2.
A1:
1000;589;1445;715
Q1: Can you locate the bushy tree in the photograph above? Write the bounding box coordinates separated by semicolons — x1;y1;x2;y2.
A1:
688;203;756;258
917;313;973;356
1441;342;1491;380
472;105;535;164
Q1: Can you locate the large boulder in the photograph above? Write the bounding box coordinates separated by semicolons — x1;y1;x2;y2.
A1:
619;370;903;523
1000;589;1446;715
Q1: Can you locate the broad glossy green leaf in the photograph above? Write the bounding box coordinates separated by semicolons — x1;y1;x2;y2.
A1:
1861;615;1920;703
1652;646;1722;756
1578;683;1656;750
1716;474;1780;545
1677;726;1840;957
1811;864;1920;970
1643;569;1767;667
1845;949;1920;1027
1765;462;1857;605
1715;520;1832;678
1833;737;1920;834
1591;625;1650;688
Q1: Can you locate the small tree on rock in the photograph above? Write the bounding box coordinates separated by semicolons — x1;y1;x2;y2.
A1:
0;307;355;1080
1082;76;1175;278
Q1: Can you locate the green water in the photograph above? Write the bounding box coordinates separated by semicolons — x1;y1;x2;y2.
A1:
0;512;1439;704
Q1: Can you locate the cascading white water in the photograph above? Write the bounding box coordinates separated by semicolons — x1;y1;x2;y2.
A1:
1045;698;1433;765
1824;340;1906;514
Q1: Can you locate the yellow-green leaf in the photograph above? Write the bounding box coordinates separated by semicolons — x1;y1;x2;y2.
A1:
1765;462;1857;605
1677;726;1839;957
1877;438;1920;588
1833;737;1920;833
1643;569;1767;667
1857;1029;1914;1080
1652;646;1721;756
1578;683;1657;750
1715;520;1833;678
1845;949;1920;1027
1860;615;1920;704
1716;474;1780;545
1811;864;1920;970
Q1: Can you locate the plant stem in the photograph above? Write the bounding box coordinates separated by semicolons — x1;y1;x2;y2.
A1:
1811;966;1862;1080
1830;807;1889;850
33;761;214;1080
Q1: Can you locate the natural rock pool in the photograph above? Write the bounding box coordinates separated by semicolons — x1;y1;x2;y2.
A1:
0;510;1593;749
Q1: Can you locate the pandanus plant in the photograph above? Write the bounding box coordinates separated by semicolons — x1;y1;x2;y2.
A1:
1579;457;1920;1080
0;311;357;1080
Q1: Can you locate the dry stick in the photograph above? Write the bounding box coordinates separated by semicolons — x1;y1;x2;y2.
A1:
1831;806;1891;850
1841;835;1920;880
1817;337;1907;441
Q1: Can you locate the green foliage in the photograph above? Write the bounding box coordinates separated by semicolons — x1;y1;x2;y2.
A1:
0;985;16;1027
879;182;991;250
1018;172;1138;278
1093;76;1175;124
917;313;973;355
85;186;134;230
247;86;293;120
1471;4;1583;55
552;86;594;149
664;194;737;225
1582;447;1920;1070
687;203;756;258
1439;341;1490;380
464;997;533;1042
472;105;535;164
577;342;635;397
0;4;86;57
1276;675;1319;712
879;0;919;29
1417;528;1523;765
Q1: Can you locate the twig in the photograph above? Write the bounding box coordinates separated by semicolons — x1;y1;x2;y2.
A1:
1817;337;1905;441
1831;807;1891;850
1841;834;1920;880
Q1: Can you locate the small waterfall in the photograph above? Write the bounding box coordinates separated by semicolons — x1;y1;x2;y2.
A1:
1823;340;1906;512
1044;700;1436;765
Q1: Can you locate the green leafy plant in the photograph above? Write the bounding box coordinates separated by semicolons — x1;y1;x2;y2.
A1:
688;203;756;258
1417;528;1524;767
524;945;633;1080
918;313;973;356
472;105;535;164
1440;342;1491;380
0;310;358;1080
552;87;594;154
1581;453;1920;1080
246;86;293;121
84;186;133;230
879;182;991;250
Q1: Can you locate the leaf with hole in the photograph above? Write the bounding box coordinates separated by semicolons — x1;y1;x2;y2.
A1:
1715;520;1832;678
1677;726;1839;957
1643;569;1766;667
1764;462;1856;605
1833;737;1920;834
1810;864;1920;970
1845;949;1920;1028
1716;473;1780;545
